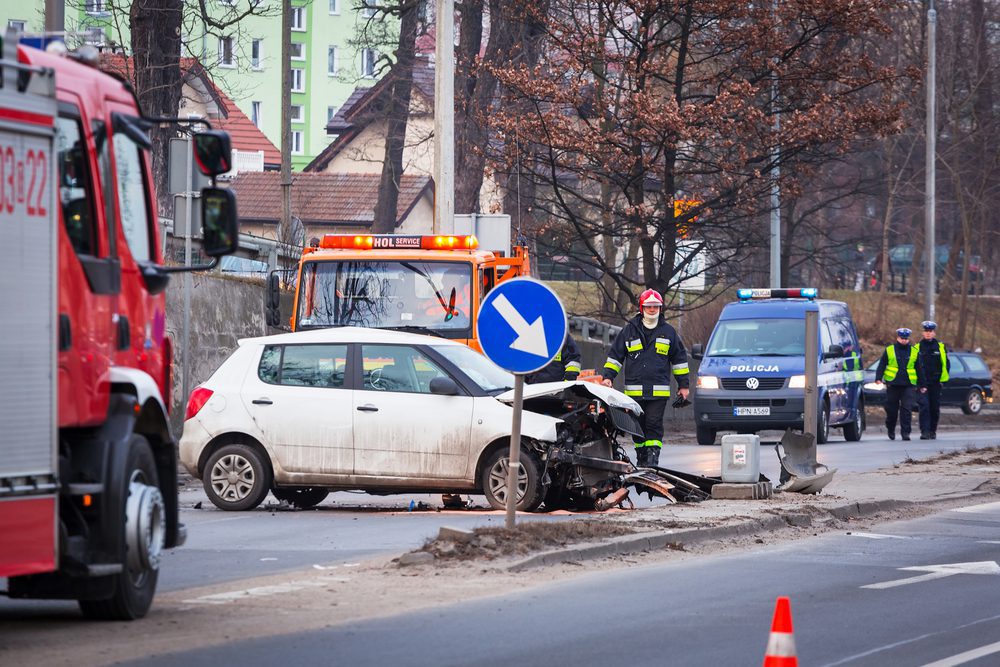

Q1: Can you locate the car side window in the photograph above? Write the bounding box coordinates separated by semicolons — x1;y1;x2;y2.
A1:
55;113;98;256
362;344;450;394
949;355;966;373
963;355;987;373
258;344;348;388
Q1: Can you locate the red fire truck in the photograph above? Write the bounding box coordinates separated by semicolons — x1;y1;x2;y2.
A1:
0;32;238;619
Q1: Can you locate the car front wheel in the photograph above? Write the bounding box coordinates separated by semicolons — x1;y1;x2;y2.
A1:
203;443;272;511
962;389;984;415
481;446;544;512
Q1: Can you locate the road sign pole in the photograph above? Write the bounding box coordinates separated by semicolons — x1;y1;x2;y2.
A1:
504;374;524;529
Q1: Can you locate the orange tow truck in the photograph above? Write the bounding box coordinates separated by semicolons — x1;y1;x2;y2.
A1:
266;234;530;351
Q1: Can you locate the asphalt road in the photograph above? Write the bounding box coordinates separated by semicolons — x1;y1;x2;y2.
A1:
119;499;1000;666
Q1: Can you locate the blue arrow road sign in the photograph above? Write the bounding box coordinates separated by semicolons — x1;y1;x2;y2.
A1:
478;278;567;374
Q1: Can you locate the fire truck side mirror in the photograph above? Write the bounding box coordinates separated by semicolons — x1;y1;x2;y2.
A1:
200;187;239;257
193;131;233;176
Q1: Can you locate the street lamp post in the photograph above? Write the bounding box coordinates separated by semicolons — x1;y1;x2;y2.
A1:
925;1;937;321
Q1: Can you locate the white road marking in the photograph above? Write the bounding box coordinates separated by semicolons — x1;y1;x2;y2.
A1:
848;532;912;540
920;639;1000;666
862;561;1000;590
953;501;1000;514
260;557;278;561
979;541;1000;545
182;575;350;605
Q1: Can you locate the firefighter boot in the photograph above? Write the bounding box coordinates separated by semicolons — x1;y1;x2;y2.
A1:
635;447;649;467
646;447;661;467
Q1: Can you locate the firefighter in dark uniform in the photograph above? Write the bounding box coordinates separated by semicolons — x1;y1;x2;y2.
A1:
600;289;690;467
917;321;950;440
526;335;582;384
874;327;927;441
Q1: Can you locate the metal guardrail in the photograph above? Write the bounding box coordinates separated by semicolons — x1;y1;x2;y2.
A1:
568;315;621;346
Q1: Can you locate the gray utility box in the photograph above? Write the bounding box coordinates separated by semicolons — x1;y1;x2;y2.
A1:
720;434;760;483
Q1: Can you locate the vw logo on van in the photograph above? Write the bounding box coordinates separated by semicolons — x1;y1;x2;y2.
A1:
745;377;760;390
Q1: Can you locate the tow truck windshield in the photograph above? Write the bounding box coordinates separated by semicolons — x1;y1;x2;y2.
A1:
705;318;806;357
296;260;473;337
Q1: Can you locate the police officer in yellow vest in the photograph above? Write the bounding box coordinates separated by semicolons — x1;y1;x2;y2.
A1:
874;327;927;441
917;321;950;440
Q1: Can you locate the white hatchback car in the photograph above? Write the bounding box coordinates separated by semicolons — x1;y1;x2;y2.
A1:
180;328;644;512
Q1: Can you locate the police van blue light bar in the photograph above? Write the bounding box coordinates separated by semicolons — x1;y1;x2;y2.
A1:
737;287;819;301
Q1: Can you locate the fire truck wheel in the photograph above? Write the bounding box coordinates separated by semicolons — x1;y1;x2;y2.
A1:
271;486;330;509
481;446;544;512
79;435;162;621
203;443;273;511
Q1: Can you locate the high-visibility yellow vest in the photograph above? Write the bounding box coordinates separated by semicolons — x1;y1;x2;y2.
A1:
937;342;949;383
884;344;918;384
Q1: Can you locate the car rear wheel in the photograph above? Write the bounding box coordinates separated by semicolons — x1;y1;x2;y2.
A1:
481;446;544;512
843;398;865;442
203;443;272;511
962;389;984;415
272;487;330;509
696;426;717;446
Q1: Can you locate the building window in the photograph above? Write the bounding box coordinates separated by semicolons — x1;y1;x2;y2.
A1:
327;45;339;75
251;101;262;128
290;105;304;123
218;36;235;67
85;0;107;14
361;0;377;19
291;6;305;31
361;48;376;78
291;130;303;155
291;68;305;92
251;39;263;69
290;42;305;60
328;0;339;14
7;20;27;32
327;106;338;122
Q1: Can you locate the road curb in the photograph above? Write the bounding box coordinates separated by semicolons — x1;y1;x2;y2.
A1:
506;493;991;572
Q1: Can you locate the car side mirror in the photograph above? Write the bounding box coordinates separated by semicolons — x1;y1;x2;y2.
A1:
200;187;239;257
193;130;233;176
429;377;460;396
691;343;704;360
823;344;845;360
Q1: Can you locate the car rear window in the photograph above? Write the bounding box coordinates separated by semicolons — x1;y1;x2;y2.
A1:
962;355;988;373
259;344;348;388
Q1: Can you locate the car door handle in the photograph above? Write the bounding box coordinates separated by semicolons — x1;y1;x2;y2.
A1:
356;404;379;412
252;398;273;405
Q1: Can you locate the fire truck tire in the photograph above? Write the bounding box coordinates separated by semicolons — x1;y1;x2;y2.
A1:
203;443;273;511
481;446;544;512
271;486;330;509
79;435;161;621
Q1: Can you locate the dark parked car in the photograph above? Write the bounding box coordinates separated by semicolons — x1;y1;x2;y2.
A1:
863;351;994;414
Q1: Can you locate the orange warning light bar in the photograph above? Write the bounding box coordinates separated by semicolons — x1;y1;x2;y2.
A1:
319;234;479;251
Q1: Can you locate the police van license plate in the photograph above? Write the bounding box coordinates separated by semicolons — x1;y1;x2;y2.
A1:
734;406;770;416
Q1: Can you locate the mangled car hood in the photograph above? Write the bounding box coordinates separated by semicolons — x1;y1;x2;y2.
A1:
496;381;642;414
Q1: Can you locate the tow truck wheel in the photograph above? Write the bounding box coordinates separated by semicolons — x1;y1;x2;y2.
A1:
481;447;544;512
696;426;717;446
79;435;163;621
203;443;272;511
272;486;329;509
816;401;831;444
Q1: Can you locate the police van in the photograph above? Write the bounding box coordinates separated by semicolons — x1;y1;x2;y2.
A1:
691;288;865;445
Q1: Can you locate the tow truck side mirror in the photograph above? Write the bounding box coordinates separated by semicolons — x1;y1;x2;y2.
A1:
200;187;239;257
266;272;281;327
193;131;232;176
691;343;704;360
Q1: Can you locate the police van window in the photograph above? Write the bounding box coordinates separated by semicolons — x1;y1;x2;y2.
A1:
262;344;347;388
111;125;153;263
828;319;856;356
55;113;97;256
820;321;834;354
361;345;450;394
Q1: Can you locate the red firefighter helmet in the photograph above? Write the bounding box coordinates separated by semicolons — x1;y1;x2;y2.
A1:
638;289;663;308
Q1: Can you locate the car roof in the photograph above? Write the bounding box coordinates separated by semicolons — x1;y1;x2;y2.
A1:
238;327;467;348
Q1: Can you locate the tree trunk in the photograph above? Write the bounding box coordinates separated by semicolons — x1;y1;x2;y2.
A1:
130;0;183;217
372;2;419;233
905;214;923;302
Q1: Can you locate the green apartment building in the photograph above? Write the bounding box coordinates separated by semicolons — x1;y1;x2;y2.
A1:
2;0;382;170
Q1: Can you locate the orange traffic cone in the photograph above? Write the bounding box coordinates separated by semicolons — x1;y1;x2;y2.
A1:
763;596;798;667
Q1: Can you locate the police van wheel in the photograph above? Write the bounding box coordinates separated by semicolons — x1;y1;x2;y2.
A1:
696;426;717;446
843;400;864;442
816;402;830;444
482;447;544;512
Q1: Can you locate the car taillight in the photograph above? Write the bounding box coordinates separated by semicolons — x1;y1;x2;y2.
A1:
185;387;214;421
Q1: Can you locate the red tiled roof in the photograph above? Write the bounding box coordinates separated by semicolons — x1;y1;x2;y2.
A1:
229;171;433;226
98;54;279;167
